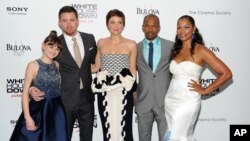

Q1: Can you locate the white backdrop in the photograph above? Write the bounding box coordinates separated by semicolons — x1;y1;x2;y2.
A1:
1;0;249;141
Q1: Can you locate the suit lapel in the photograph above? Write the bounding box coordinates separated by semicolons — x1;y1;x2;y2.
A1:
138;42;151;70
154;39;164;74
79;33;88;69
155;38;170;74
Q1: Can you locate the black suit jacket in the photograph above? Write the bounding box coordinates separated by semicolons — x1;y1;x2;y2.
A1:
56;32;97;109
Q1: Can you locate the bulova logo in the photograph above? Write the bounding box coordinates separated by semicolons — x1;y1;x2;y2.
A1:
136;6;160;15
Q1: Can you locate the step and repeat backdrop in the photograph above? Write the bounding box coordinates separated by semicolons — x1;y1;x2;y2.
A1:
1;0;249;140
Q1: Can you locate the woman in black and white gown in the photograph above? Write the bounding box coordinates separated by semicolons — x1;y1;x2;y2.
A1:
91;9;137;141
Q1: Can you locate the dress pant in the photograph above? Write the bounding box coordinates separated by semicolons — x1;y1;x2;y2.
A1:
64;89;94;141
137;103;167;141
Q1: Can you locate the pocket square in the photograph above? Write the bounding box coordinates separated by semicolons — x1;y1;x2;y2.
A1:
89;47;93;51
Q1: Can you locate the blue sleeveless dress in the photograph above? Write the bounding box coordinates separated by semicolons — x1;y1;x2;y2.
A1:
10;59;69;141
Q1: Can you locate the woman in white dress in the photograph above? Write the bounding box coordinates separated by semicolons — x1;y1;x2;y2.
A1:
163;15;232;141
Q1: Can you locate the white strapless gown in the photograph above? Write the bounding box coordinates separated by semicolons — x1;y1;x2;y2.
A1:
164;60;203;141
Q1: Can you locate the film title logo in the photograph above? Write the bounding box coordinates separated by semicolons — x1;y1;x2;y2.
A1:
73;115;97;129
72;4;97;23
7;79;24;94
200;78;219;96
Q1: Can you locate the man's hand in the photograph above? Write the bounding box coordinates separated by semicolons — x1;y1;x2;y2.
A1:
29;87;45;101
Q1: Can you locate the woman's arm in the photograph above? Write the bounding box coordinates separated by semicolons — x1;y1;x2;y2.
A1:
189;47;232;95
22;61;38;131
128;40;138;75
91;40;102;73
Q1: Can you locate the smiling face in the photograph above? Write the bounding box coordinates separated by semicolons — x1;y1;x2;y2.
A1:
42;42;61;59
107;16;124;36
177;17;196;42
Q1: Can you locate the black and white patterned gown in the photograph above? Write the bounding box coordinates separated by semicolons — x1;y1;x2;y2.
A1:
92;54;136;141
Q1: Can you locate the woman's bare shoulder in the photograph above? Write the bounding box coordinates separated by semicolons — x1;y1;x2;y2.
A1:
27;60;39;68
54;61;59;69
97;37;110;47
25;60;39;78
195;44;214;56
123;37;137;47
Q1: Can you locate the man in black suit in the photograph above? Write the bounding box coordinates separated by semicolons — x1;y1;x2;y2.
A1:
29;6;97;141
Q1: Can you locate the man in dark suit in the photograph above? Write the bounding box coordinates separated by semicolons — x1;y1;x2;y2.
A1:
135;14;173;141
29;6;97;141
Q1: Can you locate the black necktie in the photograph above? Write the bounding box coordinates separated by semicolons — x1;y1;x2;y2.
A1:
148;42;153;70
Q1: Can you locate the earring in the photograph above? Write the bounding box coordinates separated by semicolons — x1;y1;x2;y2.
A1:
192;32;195;40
